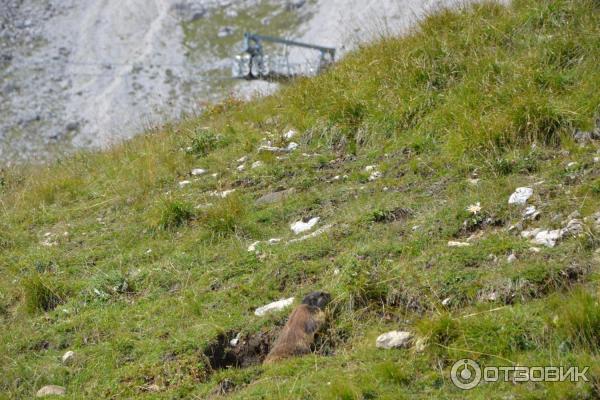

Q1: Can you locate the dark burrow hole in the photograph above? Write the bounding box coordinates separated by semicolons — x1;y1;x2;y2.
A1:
203;331;273;371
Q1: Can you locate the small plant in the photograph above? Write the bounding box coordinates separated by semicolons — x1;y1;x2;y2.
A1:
186;128;225;157
150;199;195;230
22;275;65;314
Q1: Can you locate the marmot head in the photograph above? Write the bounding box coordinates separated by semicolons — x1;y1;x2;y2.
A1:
301;291;331;310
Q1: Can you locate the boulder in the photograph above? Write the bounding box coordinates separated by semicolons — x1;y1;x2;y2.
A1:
36;385;66;397
290;217;320;234
508;187;533;205
254;297;294;316
376;331;413;349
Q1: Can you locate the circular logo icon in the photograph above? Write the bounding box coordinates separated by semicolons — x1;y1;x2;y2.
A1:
450;359;482;390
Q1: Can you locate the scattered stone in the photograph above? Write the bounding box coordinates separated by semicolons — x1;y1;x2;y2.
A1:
508;187;533;205
286;142;299;151
255;188;295;205
191;168;206;176
288;224;333;244
209;189;235;198
291;217;320;234
251;160;263;169
61;351;75;365
562;215;584;237
237;156;248;163
441;297;451;306
178;180;191;188
529;247;541;253
268;238;281;244
258;145;292;154
247;241;261;252
375;331;413;349
283;129;296;140
468;178;480;186
523;229;562;248
236;164;245;172
229;332;242;347
368;171;382;181
217;26;235;38
254;297;294;316
36;385;66;397
573;129;600;144
507;253;517;263
448;241;471;247
523;205;541;220
594;157;599;163
365;165;376;172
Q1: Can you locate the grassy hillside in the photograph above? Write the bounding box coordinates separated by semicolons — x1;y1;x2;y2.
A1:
2;0;600;398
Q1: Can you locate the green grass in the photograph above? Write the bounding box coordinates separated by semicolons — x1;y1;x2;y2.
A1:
1;0;600;398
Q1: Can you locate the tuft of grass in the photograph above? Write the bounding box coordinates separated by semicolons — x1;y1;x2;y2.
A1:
200;194;247;237
553;289;600;350
149;198;195;230
22;275;65;314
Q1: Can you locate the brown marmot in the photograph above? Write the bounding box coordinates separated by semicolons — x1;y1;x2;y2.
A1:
263;291;331;364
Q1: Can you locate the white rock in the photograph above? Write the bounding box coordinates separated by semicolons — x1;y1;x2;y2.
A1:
530;229;562;247
290;217;320;235
229;332;242;347
251;161;263;169
36;385;66;397
369;171;383;181
508;187;533;205
283;129;296;140
61;351;75;365
237;156;248;163
211;173;218;178
507;253;517;263
376;331;413;349
236;164;245;172
288;225;333;244
191;168;206;176
209;189;235;198
258;145;290;154
365;165;376;172
523;205;540;220
178;180;191;188
529;247;541;253
594;157;599;163
566;162;579;170
268;238;282;244
247;241;260;252
448;241;471;247
286;142;299;151
468;178;480;186
254;297;295;316
441;297;451;306
562;218;583;237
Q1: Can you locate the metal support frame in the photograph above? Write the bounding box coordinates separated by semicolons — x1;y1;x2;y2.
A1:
232;32;336;80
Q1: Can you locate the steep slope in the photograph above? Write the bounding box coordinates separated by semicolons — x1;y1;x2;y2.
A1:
1;0;600;398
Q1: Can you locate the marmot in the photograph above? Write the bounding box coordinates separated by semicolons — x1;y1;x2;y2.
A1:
263;291;331;364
